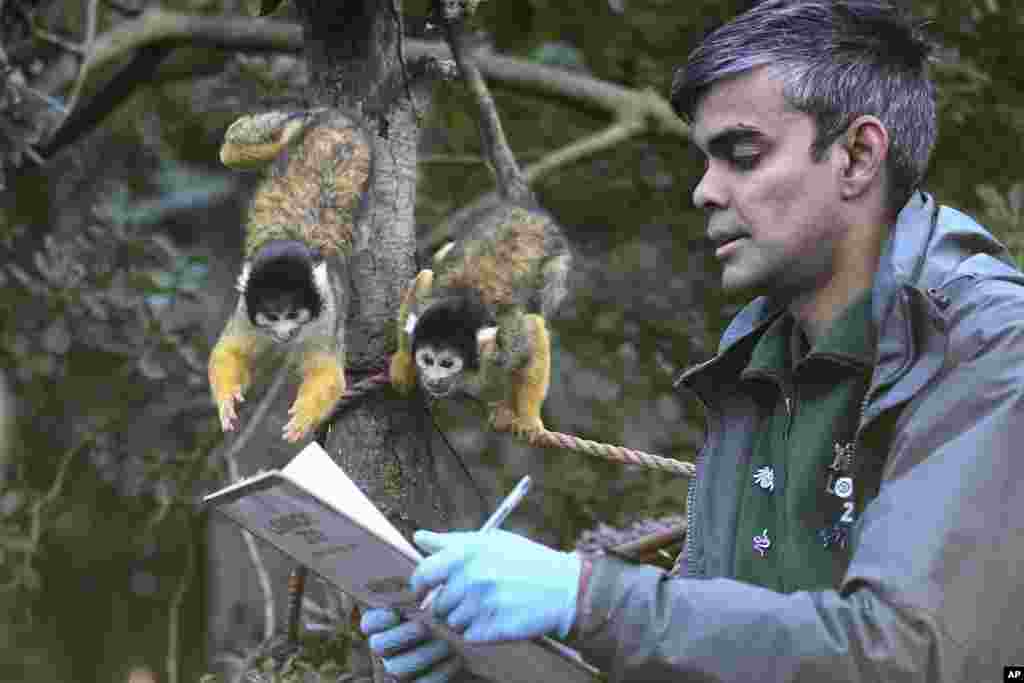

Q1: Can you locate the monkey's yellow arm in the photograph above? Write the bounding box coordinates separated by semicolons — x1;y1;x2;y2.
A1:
208;323;266;432
390;269;434;394
284;346;347;442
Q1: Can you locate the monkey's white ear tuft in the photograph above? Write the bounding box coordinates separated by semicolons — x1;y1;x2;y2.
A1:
236;263;252;293
476;326;498;346
433;242;456;265
404;312;419;336
312;261;329;284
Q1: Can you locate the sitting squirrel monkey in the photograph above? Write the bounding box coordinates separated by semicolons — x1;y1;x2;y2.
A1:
209;108;372;442
391;203;571;437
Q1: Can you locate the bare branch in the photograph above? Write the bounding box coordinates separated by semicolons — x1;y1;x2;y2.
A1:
166;519;196;683
32;27;85;55
33;10;689;199
219;365;294;643
82;8;301;77
441;14;531;201
524;119;645;185
57;0;100;128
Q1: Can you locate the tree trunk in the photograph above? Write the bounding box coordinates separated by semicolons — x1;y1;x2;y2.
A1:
206;1;472;678
297;0;456;541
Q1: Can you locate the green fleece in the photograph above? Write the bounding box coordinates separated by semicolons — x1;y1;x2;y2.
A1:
731;288;876;592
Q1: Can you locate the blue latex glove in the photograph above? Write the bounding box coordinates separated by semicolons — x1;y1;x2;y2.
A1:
360;607;462;683
411;528;582;643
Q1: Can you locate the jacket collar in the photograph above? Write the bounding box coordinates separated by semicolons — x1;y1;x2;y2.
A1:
675;191;1014;410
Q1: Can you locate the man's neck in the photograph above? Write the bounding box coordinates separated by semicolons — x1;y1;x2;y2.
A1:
789;277;870;345
789;221;886;345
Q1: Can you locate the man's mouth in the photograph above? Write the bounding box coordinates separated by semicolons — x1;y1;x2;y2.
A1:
710;233;748;258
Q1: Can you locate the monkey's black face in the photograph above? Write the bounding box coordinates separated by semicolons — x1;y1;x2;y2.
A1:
251;292;314;342
414;344;465;398
410;292;492;398
244;241;324;343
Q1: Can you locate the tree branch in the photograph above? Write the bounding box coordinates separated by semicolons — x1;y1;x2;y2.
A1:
441;12;531;202
218;364;294;643
59;0;101;127
31;9;689;178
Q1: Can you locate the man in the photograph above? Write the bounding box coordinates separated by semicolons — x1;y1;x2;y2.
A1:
362;1;1024;681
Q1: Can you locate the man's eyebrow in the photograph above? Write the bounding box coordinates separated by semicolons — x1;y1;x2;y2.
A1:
696;127;767;156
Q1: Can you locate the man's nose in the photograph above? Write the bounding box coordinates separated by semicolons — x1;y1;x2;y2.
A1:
692;167;727;211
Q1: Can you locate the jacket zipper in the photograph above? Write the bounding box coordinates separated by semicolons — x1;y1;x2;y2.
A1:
678;365;717;578
682;394;709;578
675;356;720;577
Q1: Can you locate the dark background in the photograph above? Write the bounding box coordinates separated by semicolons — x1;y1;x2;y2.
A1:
0;0;1021;680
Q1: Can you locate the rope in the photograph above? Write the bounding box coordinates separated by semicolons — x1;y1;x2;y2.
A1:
332;368;696;479
529;429;695;478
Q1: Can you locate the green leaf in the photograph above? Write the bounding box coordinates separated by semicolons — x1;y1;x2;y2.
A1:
245;0;285;16
528;41;588;71
976;184;1011;221
1008;182;1024;219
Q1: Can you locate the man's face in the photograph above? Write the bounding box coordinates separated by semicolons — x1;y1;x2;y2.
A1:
691;67;849;300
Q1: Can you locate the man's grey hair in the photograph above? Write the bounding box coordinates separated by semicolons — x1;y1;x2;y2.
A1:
672;0;938;213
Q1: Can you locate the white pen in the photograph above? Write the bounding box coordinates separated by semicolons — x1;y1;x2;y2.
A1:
419;474;532;611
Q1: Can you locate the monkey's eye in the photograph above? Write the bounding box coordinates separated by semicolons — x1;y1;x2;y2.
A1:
255;313;271;326
440;358;454;369
294;309;312;324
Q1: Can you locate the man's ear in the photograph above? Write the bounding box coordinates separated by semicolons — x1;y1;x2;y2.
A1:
838;115;889;200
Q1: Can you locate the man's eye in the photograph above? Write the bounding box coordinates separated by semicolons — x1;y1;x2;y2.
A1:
730;146;760;170
731;155;759;170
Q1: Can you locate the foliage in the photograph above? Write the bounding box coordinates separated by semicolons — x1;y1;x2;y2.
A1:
1;0;1023;681
976;181;1024;265
0;154;225;680
199;626;355;683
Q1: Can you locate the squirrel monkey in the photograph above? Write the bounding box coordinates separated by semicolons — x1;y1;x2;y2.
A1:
209;108;373;442
391;202;571;437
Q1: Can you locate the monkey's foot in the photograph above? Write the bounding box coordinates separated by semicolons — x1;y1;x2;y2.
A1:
284;366;346;442
489;403;544;438
215;390;245;432
509;415;545;439
389;350;417;395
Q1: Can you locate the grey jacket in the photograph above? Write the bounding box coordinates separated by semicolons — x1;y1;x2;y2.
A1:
570;192;1024;682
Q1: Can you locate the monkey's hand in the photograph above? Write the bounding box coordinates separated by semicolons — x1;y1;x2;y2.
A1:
284;352;346;442
209;335;255;432
390;349;418;395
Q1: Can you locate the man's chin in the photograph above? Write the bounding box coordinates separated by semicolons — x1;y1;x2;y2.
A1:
719;266;760;295
720;266;780;300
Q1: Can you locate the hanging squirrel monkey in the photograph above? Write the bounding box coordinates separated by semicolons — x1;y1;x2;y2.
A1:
391;203;571;437
209;108;373;442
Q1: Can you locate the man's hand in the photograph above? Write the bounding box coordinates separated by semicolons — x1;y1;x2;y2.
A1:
360;607;462;683
411;528;582;642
